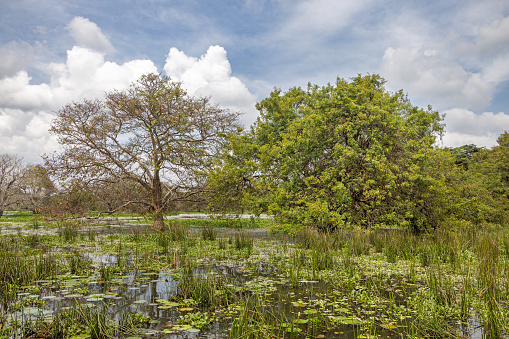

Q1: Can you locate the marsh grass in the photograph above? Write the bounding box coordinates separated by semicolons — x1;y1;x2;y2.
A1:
175;257;233;307
57;221;80;242
229;295;287;339
234;230;254;253
181;216;271;229
201;225;216;241
25;300;146;339
476;232;506;338
1;215;509;338
167;220;189;241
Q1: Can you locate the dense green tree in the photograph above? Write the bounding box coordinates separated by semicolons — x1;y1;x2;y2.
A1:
445;144;482;170
466;132;509;219
210;75;447;233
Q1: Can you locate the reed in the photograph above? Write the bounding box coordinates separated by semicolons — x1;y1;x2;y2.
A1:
201;225;216;241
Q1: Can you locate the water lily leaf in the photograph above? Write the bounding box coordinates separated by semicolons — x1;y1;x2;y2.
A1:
187;328;200;333
178;307;194;312
133;300;147;304
381;322;398;330
157;300;179;307
334;316;363;325
291;301;307;307
303;309;318;315
292;318;308;324
85;297;103;302
69;334;90;339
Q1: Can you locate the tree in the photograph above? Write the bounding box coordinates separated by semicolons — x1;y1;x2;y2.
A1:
210;75;446;233
0;154;24;218
19;164;56;213
466;132;509;219
45;74;241;231
445;144;482;170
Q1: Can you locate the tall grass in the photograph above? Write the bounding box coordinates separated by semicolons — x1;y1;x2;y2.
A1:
175;257;233;307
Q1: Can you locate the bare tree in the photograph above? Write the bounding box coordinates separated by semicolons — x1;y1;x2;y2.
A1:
0;154;24;218
19;164;56;213
44;74;241;231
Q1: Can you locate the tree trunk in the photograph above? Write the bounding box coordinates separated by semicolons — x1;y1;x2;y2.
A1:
152;171;166;232
0;210;3;218
153;209;165;231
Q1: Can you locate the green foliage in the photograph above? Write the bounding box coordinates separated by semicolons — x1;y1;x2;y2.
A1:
211;74;447;232
445;144;481;170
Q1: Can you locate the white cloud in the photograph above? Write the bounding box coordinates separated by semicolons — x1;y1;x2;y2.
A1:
0;108;58;161
382;46;494;110
482;54;509;84
164;46;258;126
0;18;158;162
475;16;509;55
0;46;157;113
0;18;256;162
67;16;114;54
0;41;34;78
442;108;509;148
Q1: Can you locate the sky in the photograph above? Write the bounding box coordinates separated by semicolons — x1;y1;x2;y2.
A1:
1;0;509;163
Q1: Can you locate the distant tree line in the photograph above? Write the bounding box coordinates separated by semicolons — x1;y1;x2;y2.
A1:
1;73;507;233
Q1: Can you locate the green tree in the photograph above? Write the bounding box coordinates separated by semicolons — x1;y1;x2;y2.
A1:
210;75;446;233
465;132;509;221
45;74;240;231
445;144;482;170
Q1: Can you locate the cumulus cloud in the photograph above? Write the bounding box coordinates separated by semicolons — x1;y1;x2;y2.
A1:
164;46;258;126
442;108;509;148
67;16;114;54
382;46;494;110
0;46;157;113
0;18;158;162
0;18;256;162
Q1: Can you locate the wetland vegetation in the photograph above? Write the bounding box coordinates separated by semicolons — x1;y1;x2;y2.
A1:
0;213;508;338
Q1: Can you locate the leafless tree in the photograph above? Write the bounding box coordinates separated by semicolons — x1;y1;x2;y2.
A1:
19;164;56;213
0;153;24;218
44;73;241;231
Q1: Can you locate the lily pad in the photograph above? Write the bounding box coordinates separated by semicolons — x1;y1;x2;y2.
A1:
178;307;194;312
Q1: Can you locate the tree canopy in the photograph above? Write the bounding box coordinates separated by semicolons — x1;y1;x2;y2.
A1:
45;73;241;231
210;74;451;233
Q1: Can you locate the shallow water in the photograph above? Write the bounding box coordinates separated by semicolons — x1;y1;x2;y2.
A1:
0;219;499;339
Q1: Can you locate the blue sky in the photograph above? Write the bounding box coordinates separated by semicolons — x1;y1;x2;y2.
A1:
1;0;509;162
